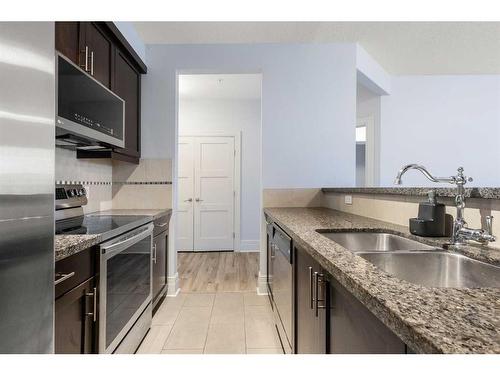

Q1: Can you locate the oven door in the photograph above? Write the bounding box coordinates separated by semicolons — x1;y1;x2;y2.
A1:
99;223;153;353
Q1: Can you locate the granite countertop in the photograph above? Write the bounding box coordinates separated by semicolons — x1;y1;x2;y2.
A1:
54;209;172;262
322;187;500;199
264;207;500;354
55;234;102;262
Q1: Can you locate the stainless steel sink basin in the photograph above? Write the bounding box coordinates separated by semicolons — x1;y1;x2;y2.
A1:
357;251;500;288
319;231;438;252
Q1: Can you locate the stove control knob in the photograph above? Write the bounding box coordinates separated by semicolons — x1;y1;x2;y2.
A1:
67;189;74;197
79;188;86;196
72;189;78;197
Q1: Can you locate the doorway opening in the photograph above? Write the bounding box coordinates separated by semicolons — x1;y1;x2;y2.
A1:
176;73;262;253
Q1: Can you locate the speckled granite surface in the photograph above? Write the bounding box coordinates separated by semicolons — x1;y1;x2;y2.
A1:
55;234;102;262
264;207;500;353
322;187;500;199
55;209;172;262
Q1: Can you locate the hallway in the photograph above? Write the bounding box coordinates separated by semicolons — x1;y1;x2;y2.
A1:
137;252;282;354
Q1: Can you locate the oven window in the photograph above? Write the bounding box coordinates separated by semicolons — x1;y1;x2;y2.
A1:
105;236;151;348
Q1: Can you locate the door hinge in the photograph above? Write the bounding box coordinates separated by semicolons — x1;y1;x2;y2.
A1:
232;232;235;239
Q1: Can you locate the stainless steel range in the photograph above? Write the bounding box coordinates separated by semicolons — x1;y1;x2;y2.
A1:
55;184;153;354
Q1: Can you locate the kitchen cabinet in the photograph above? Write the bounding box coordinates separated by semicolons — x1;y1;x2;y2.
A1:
55;21;146;164
112;49;141;159
152;215;170;310
295;245;327;354
328;275;406;354
55;22;82;66
55;246;98;354
82;23;113;88
55;277;97;354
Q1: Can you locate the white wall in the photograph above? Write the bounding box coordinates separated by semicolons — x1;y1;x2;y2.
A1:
357;84;381;186
380;75;500;186
179;98;261;250
142;43;357;188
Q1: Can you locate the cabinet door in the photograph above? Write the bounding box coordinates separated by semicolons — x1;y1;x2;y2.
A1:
83;22;113;88
153;232;167;304
55;22;83;66
328;276;406;354
295;246;327;354
55;277;97;354
113;49;140;158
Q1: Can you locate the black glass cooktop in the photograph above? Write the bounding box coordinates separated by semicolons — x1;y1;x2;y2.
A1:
56;214;151;240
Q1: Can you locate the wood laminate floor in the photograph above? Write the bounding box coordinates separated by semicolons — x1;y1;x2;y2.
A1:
137;251;283;354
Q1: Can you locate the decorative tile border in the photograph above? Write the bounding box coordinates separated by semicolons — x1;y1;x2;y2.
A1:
56;180;172;186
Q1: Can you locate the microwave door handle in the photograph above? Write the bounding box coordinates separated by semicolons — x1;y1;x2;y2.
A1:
101;223;154;258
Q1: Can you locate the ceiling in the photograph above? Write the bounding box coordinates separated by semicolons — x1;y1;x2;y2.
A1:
179;74;262;100
134;22;500;75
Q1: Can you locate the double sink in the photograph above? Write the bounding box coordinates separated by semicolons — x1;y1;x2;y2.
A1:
318;231;500;288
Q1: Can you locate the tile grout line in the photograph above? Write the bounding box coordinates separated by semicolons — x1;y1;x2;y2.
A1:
159;294;187;352
202;293;216;354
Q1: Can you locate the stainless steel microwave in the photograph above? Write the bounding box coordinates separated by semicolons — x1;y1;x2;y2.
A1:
56;53;125;149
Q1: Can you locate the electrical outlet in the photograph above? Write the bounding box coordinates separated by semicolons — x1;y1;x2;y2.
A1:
344;195;353;205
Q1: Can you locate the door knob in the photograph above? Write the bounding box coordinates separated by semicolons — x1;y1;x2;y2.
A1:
184;198;193;202
195;198;204;202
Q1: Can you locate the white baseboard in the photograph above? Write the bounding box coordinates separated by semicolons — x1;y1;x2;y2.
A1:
166;272;180;297
239;239;260;252
256;271;268;295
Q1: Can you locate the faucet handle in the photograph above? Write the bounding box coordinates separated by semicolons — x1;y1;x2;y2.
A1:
486;216;494;235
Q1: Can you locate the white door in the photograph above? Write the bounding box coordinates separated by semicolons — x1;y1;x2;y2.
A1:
177;137;195;251
177;136;235;252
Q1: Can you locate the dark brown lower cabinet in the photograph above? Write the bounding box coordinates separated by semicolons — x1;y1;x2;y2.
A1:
328;275;406;354
295;245;327;354
55;276;97;354
152;230;167;307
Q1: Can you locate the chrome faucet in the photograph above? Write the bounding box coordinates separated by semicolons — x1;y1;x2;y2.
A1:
394;164;495;245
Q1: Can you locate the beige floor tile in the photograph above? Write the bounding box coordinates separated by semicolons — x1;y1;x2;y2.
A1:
204;323;246;354
214;292;244;309
153;300;183;326
136;325;172;354
175;306;212;325
163;307;212;350
211;292;245;325
183;293;215;307
245;305;281;349
161;349;203;354
246;348;283;354
245;319;281;349
243;292;270;306
163;322;210;350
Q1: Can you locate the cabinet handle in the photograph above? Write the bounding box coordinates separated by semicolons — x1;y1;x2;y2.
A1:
156;222;168;227
309;266;314;309
314;272;326;317
85;287;97;322
152;244;157;264
80;46;89;72
54;271;75;285
90;51;94;76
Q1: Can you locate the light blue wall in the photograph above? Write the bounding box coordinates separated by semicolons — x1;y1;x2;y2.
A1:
114;22;147;64
142;43;357;188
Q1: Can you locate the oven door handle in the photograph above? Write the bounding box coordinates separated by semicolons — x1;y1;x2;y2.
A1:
101;223;154;258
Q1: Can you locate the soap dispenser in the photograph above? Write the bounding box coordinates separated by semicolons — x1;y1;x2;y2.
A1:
409;190;446;237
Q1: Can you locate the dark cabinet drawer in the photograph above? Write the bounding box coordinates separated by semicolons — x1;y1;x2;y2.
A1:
55;246;97;299
55;276;97;354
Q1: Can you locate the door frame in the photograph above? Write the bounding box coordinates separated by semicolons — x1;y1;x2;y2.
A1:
178;131;242;252
356;115;375;187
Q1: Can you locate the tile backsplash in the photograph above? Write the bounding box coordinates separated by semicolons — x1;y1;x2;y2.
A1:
55;148;113;213
112;159;172;209
55;148;172;212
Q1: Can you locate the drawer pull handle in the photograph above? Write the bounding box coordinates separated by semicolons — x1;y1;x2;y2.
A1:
314;272;326;317
54;271;75;285
85;287;97;322
156;222;168;227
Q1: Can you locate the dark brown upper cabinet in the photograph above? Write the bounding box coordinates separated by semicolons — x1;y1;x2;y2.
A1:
55;22;146;164
112;49;140;159
82;23;113;88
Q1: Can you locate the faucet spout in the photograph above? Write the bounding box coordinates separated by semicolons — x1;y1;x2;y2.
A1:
394;164;456;185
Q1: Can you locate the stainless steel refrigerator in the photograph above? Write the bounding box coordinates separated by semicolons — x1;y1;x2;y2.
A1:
0;22;55;353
